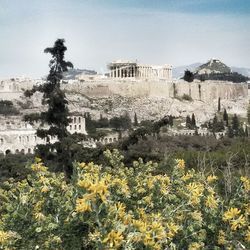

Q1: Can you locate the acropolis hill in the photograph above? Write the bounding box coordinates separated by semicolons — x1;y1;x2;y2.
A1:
0;59;249;124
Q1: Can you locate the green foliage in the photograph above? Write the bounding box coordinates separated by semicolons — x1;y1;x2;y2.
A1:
110;113;132;131
0;153;33;182
133;112;138;126
0;153;249;249
194;72;249;83
0;100;19;115
223;109;229;126
183;70;194;82
23;39;74;175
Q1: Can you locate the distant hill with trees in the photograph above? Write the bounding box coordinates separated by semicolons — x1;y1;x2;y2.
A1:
173;60;250;81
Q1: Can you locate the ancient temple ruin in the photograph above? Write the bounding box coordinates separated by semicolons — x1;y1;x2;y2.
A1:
108;60;172;80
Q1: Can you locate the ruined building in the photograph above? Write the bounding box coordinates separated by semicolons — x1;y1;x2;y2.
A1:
108;60;172;80
0;115;86;155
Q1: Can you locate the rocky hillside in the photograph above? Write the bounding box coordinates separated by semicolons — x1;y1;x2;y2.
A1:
194;59;231;75
173;61;250;79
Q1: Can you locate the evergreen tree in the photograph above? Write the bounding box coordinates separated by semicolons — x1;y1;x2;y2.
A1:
245;126;249;137
223;109;229;126
183;70;194;82
231;114;240;136
24;39;74;175
134;112;138;126
186;115;192;129
218;97;221;112
169;115;174;127
191;113;196;128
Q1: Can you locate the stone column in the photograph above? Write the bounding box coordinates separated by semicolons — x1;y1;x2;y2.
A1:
115;67;118;78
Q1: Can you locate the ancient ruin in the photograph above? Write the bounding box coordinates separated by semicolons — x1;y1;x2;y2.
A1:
108;60;172;79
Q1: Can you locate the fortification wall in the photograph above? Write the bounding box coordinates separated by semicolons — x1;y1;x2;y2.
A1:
0;78;248;102
63;79;248;102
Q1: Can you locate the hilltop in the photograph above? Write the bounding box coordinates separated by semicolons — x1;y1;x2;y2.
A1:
173;60;250;79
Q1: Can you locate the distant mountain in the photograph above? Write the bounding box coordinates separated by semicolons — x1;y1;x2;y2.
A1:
172;63;202;79
231;67;250;78
63;68;97;80
173;61;250;79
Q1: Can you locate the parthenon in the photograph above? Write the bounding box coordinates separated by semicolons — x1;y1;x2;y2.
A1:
108;60;172;80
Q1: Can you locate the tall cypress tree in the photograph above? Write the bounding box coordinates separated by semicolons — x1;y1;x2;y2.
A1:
218;97;221;112
223;109;229;126
186;115;192;129
191;113;196;129
134;112;138;126
24;39;73;174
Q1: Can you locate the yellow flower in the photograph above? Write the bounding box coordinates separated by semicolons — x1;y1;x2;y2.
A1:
41;185;49;193
205;194;218;209
181;172;193;181
102;230;123;248
143;195;153;207
191;211;203;223
143;233;155;247
123;213;133;225
31;163;48;172
78;162;86;168
166;222;179;238
230;215;246;231
88;180;109;202
188;242;202;250
223;207;241;221
187;182;204;196
75;195;94;213
78;179;92;189
245;226;250;242
240;176;250;191
176;159;185;169
110;202;126;219
207;175;218;183
34;212;45;221
137;187;146;194
89;229;101;241
218;230;226;245
34;157;42;163
0;230;10;244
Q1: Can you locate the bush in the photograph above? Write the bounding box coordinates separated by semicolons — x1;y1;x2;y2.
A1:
0;151;249;249
182;94;193;101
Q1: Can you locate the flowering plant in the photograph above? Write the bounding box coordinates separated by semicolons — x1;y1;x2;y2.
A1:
0;150;249;249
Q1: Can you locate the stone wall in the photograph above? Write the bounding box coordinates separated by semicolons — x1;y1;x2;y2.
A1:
63;79;248;102
0;78;248;103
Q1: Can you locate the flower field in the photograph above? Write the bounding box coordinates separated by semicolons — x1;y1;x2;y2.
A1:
0;149;249;249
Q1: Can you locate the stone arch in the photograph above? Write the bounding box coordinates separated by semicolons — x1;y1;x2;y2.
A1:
21;149;25;154
15;149;19;153
28;148;31;154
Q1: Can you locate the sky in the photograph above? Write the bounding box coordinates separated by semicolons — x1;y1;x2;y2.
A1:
0;0;250;78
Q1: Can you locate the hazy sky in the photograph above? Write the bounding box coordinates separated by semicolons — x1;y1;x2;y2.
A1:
0;0;250;78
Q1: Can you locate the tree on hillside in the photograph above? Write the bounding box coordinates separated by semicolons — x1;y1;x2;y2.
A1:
133;112;139;126
183;70;194;83
24;39;74;175
186;115;192;129
223;109;229;126
231;114;240;136
218;97;221;112
191;113;196;128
